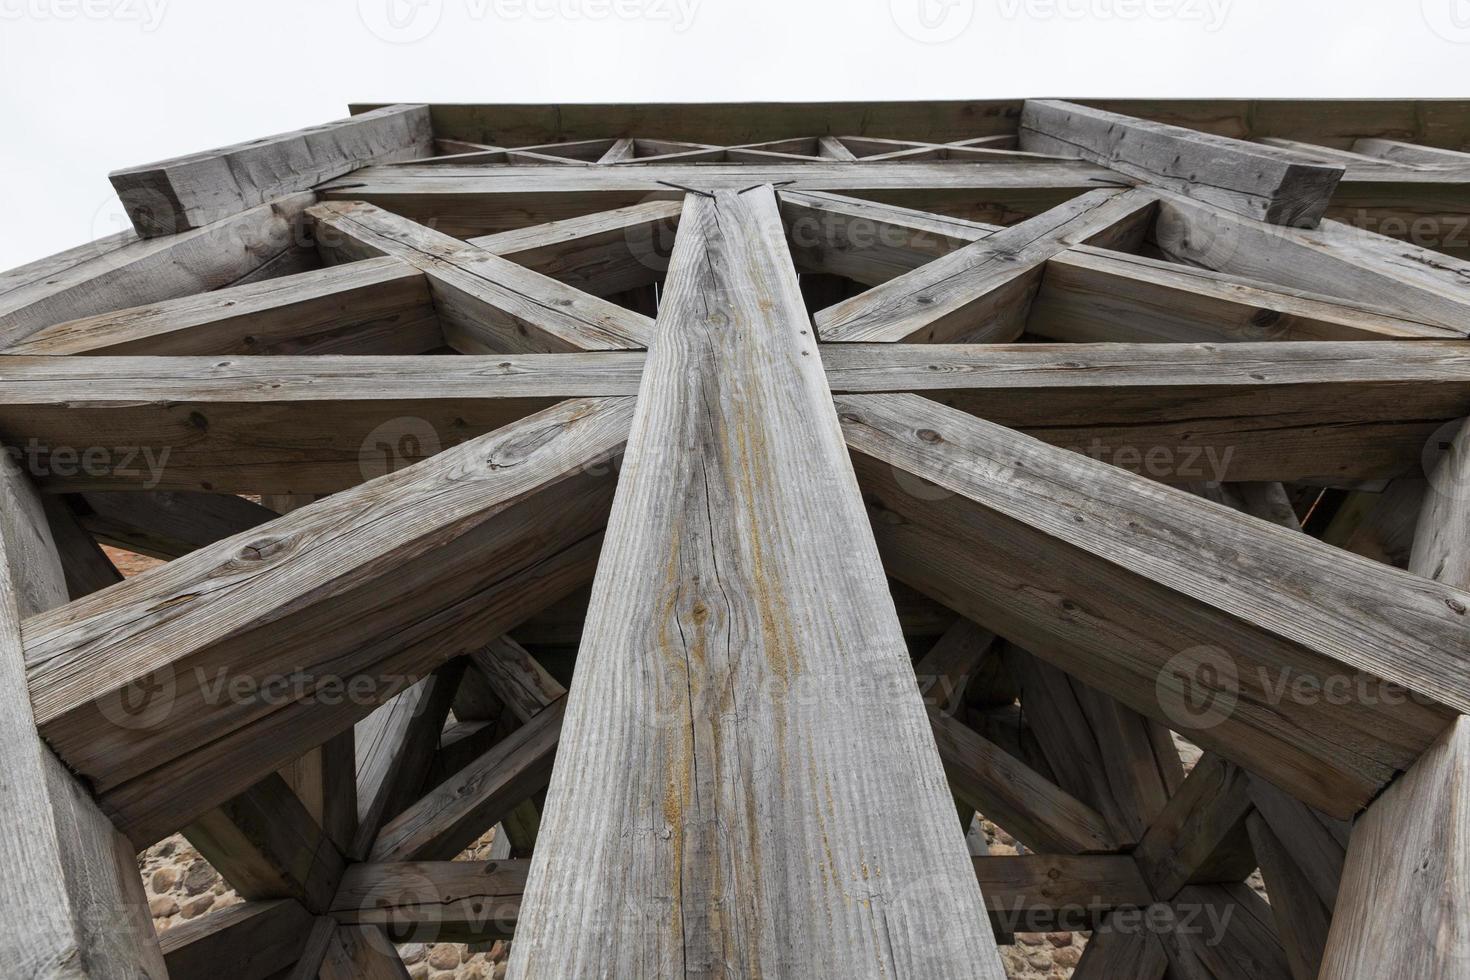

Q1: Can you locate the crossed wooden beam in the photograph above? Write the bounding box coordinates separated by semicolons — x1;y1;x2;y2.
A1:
2;97;1468;979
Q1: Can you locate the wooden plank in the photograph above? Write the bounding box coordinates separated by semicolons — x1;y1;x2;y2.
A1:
40;495;123;599
278;730;357;857
1167;884;1293;980
931;709;1120;854
370;697;565;863
778;189;997;286
1153;194;1470;334
111;104;431;236
0;451;168;978
468;635;565;723
76;491;281;560
5;340;1469;492
1246;812;1332;980
1247;775;1345;911
6;257;443;356
1131;753;1256;899
1071;924;1168;980
310;201;651;352
837;392;1470;817
1018;99;1345;226
183;771;345;912
1352;137;1470;166
974;854;1150;934
467;200;683;297
23;397;631;843
1319;715;1470;978
0;192;316;347
159;899;314;980
315;161;1118;237
318;924;410;980
350;663;465;861
331;860;528;943
1412;417;1470;586
815;189;1156;343
1029;245;1460;343
510;187;1005;978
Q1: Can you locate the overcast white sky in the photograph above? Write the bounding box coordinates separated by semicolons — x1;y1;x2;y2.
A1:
2;0;1468;269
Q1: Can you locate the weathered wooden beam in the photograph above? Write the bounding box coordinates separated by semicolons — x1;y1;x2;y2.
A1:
6;257;443;356
315;161;1118;236
1246;812;1332;980
931;708;1120;854
1319;715;1470;978
5;341;1468;492
1411;417;1470;586
1246;775;1345;912
467;199;682;297
1164;884;1293;980
24;397;629;843
1029;245;1461;342
1153;194;1470;334
1070;923;1168;980
0;451;168;978
75;491;281;560
467;635;566;723
511;188;1005;977
838;392;1470;817
332;860;528;943
815;189;1155;343
1131;753;1256;900
111;104;431;236
183;772;345;912
40;495;123;599
371;697;564;862
777;189;997;286
159;899;314;980
278;729;357;857
309;200;652;353
1018;99;1345;226
1352;137;1470;167
318;924;410;980
352;663;469;861
0;192;315;347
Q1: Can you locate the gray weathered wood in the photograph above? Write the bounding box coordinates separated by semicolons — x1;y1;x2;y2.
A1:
510;187;1005;978
816;189;1155;343
1018;99;1345;226
310;201;652;352
1411;417;1470;586
111;104;431;236
1246;812;1332;980
0;450;167;978
838;391;1470;817
159;899;313;980
24;397;630;843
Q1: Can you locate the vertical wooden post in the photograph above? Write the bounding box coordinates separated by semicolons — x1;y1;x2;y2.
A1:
510;187;1005;978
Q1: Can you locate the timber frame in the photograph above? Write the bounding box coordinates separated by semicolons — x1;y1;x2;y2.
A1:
2;98;1469;979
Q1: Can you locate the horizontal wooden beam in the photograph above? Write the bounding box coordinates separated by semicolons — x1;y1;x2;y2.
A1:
4;341;1467;491
1018;100;1344;226
7;257;444;356
0;192;316;347
839;391;1470;817
111;104;431;236
159;899;314;980
23;397;630;844
317;161;1117;236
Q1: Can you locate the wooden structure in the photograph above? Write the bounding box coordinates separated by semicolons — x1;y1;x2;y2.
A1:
2;98;1469;979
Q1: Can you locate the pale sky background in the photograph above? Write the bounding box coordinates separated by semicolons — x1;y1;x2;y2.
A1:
2;0;1469;270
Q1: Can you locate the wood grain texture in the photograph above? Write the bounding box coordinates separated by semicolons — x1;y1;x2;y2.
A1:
839;392;1470;817
1412;417;1470;588
309;201;652;352
0;192;315;347
331;860;529;943
468;636;566;723
0;451;167;978
1131;753;1256;899
159;899;313;980
6;257;443;356
1153;194;1470;334
111;104;431;236
24;397;630;843
1246;812;1331;980
1018;100;1344;225
1029;245;1460;343
1318;715;1470;978
1070;924;1168;980
318;924;410;980
509;188;1004;978
76;491;281;560
816;189;1155;343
